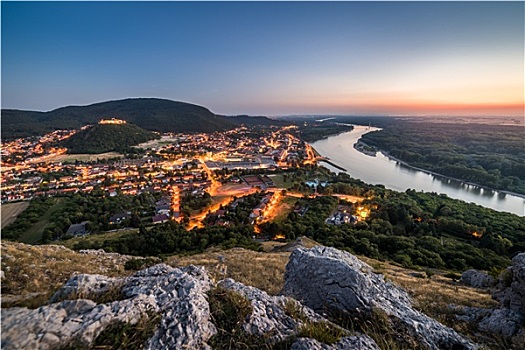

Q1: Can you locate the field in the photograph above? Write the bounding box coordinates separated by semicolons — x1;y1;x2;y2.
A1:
28;152;123;164
60;228;140;249
266;174;295;189
18;198;68;244
1;202;30;229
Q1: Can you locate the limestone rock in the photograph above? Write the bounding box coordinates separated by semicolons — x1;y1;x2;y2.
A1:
282;246;477;350
459;253;525;341
290;335;379;350
494;253;525;315
49;274;119;303
218;278;379;349
460;269;494;288
1;264;216;350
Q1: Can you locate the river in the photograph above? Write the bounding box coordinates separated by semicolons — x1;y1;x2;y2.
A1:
311;125;525;216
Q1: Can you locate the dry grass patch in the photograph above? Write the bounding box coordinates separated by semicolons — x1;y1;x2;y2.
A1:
1;242;132;308
168;248;291;295
1;202;30;229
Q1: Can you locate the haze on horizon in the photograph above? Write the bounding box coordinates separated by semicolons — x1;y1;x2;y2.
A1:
2;2;523;118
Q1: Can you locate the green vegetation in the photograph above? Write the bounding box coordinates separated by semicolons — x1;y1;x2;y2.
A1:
3;98;282;139
72;222;260;256
90;313;161;350
2;197;67;243
361;122;525;195
263;171;523;272
295;123;353;142
60;123;159;154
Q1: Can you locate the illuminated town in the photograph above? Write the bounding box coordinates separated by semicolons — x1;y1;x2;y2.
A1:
1;123;362;235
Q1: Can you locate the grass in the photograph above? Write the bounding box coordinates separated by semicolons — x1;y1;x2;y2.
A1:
331;307;423;350
208;286;261;350
44;152;123;164
2;239;507;348
266;174;295;190
90;313;161;350
168;248;290;295
1;201;30;228
283;299;346;344
271;196;298;224
208;287;344;349
1;241;132;308
60;229;140;249
18;197;67;244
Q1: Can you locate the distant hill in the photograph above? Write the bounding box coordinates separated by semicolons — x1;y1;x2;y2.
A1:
1;98;236;139
224;115;290;127
60;123;159;154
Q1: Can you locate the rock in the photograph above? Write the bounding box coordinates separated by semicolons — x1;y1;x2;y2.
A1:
460;253;525;341
49;274;119;303
282;246;477;350
1;264;216;350
477;309;524;339
494;253;525;315
290;335;379;350
218;278;379;349
460;269;494;288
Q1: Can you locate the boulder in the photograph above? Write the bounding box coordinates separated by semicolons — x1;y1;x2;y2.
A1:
282;246;477;350
290;335;379;350
1;264;216;350
459;253;525;342
218;278;379;349
460;269;494;289
494;253;525;315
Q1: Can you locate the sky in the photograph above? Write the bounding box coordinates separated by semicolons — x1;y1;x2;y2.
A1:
2;1;524;117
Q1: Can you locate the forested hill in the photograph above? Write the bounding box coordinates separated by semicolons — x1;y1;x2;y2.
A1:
361;122;525;195
60;123;159;154
1;98;236;139
224;115;290;126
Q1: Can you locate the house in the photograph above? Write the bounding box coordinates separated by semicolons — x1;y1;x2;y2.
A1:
66;221;90;236
109;212;131;225
152;213;170;224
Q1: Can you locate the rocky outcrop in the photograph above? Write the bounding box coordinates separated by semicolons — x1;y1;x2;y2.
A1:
1;264;216;350
282;246;477;350
494;253;525;315
290;335;379;350
460;269;494;289
456;253;525;345
218;278;379;350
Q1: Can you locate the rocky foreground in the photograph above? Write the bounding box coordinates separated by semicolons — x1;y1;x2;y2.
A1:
2;246;524;349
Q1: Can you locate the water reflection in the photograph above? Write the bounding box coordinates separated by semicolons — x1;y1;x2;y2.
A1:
311;126;525;216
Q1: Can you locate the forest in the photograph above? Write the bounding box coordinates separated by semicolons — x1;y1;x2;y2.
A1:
360;122;525;195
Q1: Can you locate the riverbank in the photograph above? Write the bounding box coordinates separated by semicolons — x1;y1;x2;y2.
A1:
311;126;524;216
379;150;525;200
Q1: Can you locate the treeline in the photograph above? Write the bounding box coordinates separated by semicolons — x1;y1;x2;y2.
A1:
2;197;56;240
296;123;353;142
264;193;525;271
43;191;161;241
72;222;260;256
263;178;524;272
360;122;525;195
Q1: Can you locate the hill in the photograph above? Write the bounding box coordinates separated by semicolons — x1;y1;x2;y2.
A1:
60;122;159;154
1;98;236;139
224;115;290;127
3;240;521;349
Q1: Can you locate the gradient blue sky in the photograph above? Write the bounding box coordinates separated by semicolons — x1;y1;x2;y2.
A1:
2;1;524;116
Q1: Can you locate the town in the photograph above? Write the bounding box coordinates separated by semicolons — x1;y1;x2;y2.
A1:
1;121;341;237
